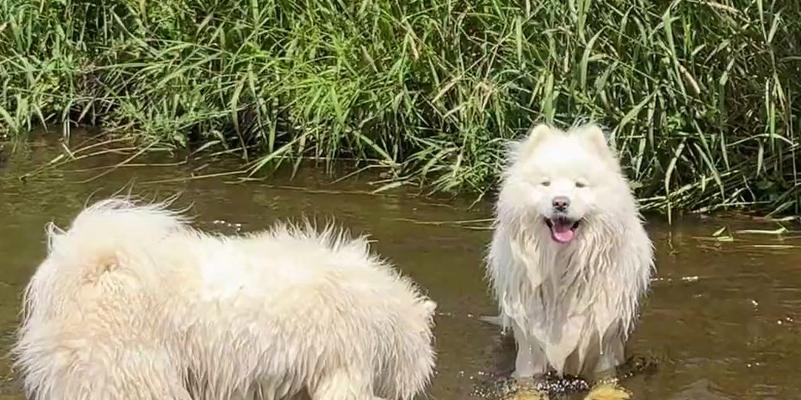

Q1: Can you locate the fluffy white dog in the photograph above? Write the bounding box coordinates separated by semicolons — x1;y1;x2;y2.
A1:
13;199;436;400
487;123;654;381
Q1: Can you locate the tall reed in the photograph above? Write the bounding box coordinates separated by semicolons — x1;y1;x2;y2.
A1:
1;0;799;216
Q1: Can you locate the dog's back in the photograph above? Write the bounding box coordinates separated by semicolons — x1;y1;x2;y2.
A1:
13;199;437;400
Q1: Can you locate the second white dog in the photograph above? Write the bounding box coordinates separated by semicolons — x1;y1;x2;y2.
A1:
14;199;436;400
487;123;654;380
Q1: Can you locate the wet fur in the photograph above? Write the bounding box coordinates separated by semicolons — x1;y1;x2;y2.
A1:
13;199;436;400
486;123;654;379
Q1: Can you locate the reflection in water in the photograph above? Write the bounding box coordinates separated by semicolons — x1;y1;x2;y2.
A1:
1;135;800;399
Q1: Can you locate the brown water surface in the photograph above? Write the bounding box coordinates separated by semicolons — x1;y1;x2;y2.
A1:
1;135;800;399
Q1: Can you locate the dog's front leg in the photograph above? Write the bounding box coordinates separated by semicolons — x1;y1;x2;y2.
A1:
592;353;619;382
511;324;547;378
580;327;632;400
592;331;625;381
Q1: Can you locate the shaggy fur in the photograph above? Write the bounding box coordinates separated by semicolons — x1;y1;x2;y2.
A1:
13;199;436;400
486;123;654;380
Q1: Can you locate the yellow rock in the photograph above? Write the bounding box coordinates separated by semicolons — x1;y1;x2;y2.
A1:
583;382;632;400
511;388;549;400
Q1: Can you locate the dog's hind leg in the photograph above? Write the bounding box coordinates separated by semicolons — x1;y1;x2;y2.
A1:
17;340;192;400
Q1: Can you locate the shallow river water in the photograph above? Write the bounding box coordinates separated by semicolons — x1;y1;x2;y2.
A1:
1;135;800;399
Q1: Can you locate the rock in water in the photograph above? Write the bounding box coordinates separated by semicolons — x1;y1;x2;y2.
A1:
583;382;632;400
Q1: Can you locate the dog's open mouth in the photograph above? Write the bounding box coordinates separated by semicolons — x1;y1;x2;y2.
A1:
544;217;580;244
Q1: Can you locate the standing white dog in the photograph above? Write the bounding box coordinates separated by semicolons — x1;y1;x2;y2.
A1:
13;199;436;400
487;123;653;381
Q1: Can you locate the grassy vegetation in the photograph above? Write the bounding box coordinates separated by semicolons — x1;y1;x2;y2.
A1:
1;0;799;216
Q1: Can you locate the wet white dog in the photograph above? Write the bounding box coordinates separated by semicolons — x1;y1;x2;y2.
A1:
487;123;654;381
14;199;436;400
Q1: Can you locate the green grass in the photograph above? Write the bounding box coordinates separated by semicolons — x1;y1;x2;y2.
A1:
1;0;799;217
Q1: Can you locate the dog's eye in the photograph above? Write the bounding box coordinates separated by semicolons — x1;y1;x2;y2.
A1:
541;180;551;187
575;181;587;188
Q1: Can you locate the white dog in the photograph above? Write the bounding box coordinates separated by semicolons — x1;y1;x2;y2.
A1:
13;199;436;400
486;123;654;381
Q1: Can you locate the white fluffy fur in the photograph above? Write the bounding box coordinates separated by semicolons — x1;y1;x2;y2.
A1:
487;123;654;380
13;199;436;400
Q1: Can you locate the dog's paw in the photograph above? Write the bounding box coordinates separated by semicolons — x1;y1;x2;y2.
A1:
583;381;632;400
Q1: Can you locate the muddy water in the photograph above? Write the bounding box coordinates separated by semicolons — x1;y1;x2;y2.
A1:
1;135;800;400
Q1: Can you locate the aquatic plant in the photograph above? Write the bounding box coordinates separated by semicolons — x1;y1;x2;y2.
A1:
1;0;799;217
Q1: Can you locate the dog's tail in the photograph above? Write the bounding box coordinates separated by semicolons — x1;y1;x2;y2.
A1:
13;198;189;398
24;197;187;313
41;197;186;290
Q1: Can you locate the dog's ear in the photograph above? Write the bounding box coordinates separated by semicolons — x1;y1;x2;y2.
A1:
508;123;553;162
574;123;618;164
522;123;553;149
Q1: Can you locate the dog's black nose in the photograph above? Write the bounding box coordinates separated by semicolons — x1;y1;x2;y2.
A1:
552;196;570;212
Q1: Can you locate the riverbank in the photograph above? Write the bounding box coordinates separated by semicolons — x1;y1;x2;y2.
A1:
1;0;799;215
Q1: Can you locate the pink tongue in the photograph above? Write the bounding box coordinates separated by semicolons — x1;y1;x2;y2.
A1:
550;222;575;243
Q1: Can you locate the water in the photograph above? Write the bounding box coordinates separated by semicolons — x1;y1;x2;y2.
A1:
1;134;800;399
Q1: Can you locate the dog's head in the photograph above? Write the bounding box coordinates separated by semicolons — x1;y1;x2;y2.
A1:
497;123;636;245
